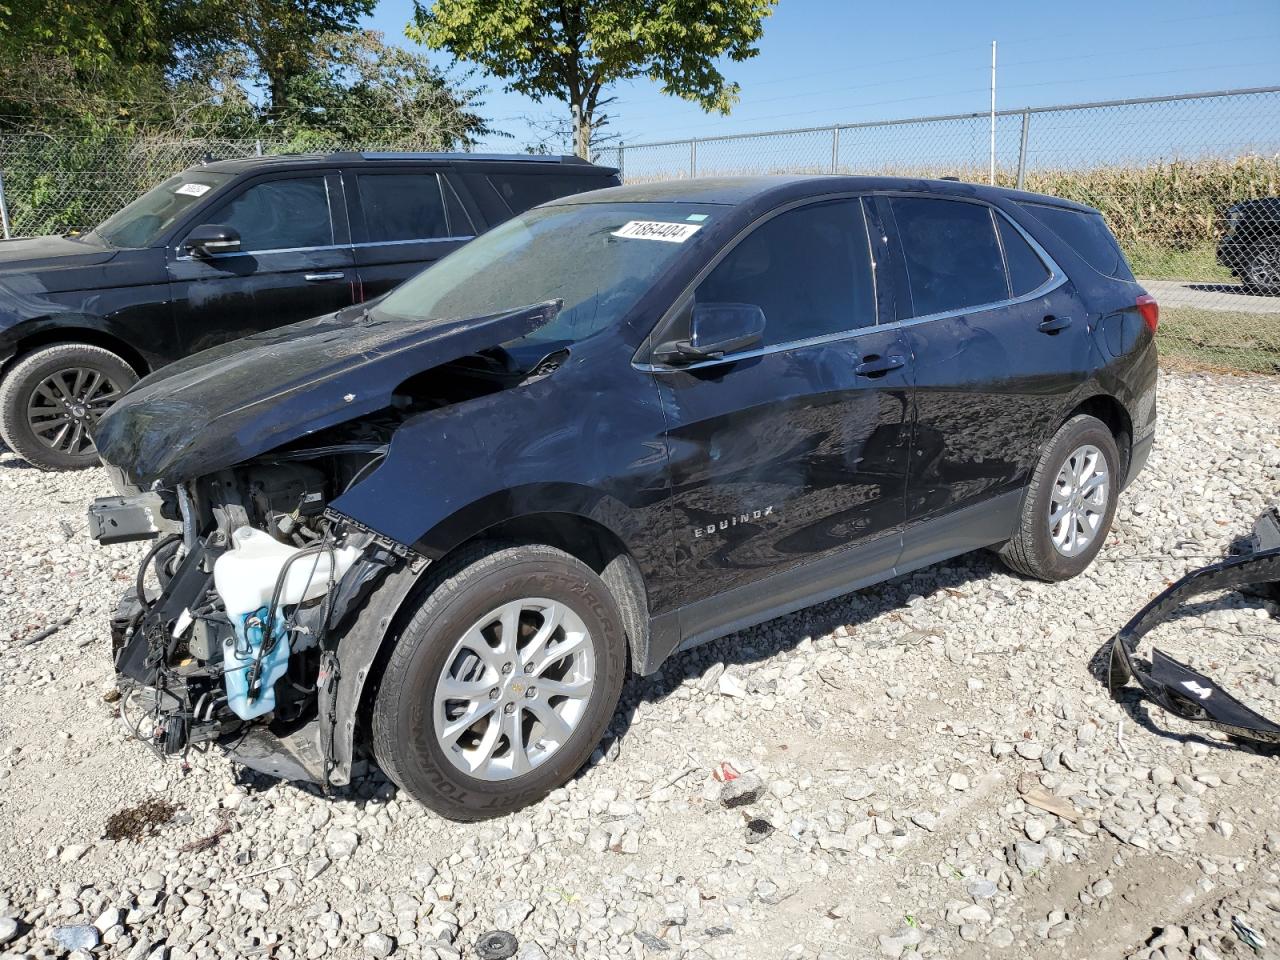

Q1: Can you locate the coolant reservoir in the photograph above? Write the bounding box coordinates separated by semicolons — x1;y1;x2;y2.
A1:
213;527;361;619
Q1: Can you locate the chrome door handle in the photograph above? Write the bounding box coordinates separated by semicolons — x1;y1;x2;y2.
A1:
304;272;345;282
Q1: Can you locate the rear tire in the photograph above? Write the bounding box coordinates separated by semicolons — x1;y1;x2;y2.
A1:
998;414;1120;581
0;342;137;470
370;543;627;820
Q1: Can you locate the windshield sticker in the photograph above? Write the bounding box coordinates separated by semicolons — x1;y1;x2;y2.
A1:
686;213;709;222
612;220;702;243
175;183;212;197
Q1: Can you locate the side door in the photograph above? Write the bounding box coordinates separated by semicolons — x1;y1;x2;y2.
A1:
168;172;355;355
879;194;1092;549
649;196;915;633
349;168;477;301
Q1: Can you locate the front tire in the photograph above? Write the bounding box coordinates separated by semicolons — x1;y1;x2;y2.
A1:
0;342;137;470
1241;240;1280;295
371;543;627;820
998;414;1120;581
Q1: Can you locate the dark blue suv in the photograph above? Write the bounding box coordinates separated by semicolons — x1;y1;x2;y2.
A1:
91;175;1158;819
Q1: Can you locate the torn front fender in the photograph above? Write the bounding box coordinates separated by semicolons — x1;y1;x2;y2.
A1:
318;554;427;786
1108;506;1280;744
93;300;561;488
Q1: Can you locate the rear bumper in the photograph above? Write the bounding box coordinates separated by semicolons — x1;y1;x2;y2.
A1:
1124;428;1155;490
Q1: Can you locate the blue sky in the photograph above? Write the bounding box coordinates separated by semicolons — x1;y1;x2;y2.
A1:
363;0;1280;151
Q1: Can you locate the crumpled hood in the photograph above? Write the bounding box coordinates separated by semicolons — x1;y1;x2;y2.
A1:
94;300;562;487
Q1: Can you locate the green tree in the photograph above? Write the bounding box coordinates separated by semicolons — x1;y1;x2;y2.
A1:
279;30;495;149
409;0;777;158
180;0;377;113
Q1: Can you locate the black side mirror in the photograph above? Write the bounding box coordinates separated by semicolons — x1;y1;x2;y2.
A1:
653;302;767;365
185;223;241;257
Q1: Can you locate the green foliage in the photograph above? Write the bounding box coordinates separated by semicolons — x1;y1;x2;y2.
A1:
278;31;493;149
0;0;166;74
410;0;778;156
184;0;377;111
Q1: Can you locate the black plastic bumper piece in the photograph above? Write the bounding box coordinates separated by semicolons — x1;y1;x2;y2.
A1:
1108;506;1280;744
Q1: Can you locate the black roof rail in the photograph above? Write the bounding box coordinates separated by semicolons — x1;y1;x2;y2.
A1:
355;151;593;164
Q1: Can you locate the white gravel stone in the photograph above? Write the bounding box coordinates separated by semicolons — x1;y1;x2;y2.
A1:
0;370;1276;960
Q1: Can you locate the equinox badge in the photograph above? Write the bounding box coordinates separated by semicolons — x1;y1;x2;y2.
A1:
693;506;775;538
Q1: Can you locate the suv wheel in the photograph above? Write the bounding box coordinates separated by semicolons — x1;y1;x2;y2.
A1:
1242;240;1280;295
371;543;627;820
0;343;137;470
998;414;1120;581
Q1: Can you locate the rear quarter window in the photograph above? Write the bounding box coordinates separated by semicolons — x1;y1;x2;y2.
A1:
1016;202;1135;281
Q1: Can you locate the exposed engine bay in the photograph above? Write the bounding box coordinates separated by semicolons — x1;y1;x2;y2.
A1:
91;335;568;786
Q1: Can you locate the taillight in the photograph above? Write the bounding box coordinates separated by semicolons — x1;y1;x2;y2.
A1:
1136;294;1159;333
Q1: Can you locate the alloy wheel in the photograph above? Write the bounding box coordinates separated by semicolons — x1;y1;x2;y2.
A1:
433;597;595;781
1048;443;1110;557
25;366;124;456
1246;243;1279;291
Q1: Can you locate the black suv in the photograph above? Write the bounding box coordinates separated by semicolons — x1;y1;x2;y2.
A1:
1217;196;1280;293
90;176;1158;819
0;152;620;469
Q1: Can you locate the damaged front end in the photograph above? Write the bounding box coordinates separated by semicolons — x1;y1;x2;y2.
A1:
1109;505;1280;744
101;457;410;785
88;301;563;786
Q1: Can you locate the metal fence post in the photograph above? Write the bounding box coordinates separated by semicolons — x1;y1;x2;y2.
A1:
1015;109;1030;190
255;139;263;157
831;126;840;174
0;164;11;240
690;139;697;178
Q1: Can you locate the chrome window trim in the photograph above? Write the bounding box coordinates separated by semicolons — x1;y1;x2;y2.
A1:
174;242;347;261
636;193;1067;374
176;234;478;260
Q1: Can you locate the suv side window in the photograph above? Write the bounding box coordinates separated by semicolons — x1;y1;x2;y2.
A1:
214;177;334;252
695;199;876;348
997;215;1052;296
890;196;1008;316
358;173;455;243
1016;202;1135;281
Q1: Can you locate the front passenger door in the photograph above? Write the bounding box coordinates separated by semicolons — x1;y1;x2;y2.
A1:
168;173;356;354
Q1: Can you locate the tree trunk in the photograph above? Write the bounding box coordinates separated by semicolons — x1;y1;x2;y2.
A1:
571;101;591;159
268;70;289;113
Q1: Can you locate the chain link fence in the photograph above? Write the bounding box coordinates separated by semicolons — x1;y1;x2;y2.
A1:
1;87;1278;372
599;86;1280;373
0;132;373;240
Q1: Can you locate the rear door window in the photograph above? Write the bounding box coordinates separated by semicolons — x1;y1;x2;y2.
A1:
214;177;334;252
997;215;1052;296
358;173;451;242
889;197;1008;317
486;172;612;214
696;199;876;347
1016;202;1135;281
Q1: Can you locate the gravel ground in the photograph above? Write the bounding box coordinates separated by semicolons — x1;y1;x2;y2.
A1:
0;368;1278;960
